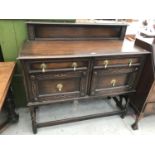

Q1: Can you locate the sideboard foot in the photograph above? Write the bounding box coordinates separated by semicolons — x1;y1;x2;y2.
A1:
30;106;37;134
131;122;138;130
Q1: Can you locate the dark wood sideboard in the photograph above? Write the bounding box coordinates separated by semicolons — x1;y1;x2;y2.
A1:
18;22;150;134
130;36;155;130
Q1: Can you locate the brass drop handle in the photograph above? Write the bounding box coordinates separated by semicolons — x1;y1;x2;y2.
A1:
72;62;78;71
56;83;63;92
128;59;133;67
40;63;47;73
103;60;109;68
111;79;116;87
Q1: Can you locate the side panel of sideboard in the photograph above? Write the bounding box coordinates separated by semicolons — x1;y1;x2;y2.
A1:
125;37;155;130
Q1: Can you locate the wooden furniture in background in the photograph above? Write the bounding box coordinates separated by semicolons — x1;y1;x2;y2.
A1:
0;62;19;133
19;22;150;134
130;36;155;129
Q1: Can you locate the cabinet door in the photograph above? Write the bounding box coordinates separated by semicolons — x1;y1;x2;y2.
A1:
29;71;88;102
90;67;140;96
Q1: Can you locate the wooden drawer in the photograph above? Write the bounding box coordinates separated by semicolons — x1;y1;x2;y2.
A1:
94;56;142;68
28;71;88;102
147;83;155;102
26;59;88;73
91;67;140;96
92;66;140;75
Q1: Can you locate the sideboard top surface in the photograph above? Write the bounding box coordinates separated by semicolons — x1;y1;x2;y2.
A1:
19;39;150;59
26;21;128;26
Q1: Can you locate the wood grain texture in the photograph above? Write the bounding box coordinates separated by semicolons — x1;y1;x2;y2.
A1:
94;56;142;67
0;62;15;110
18;39;149;59
27;22;128;40
90;65;140;96
29;70;88;102
34;25;122;39
29;59;88;71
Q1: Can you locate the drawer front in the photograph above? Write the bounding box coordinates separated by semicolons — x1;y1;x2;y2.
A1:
29;71;88;101
147;83;155;102
94;56;142;68
26;59;88;72
91;67;140;96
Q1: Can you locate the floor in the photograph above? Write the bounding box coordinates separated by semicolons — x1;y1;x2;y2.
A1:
1;98;155;135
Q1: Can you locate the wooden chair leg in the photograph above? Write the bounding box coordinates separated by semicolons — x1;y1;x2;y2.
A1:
121;97;129;119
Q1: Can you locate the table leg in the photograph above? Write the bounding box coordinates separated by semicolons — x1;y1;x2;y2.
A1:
0;87;19;133
5;88;19;123
29;106;37;134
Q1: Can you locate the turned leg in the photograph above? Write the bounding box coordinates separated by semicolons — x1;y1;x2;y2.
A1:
29;106;37;134
107;96;111;100
113;96;123;110
113;95;129;119
121;97;129;119
5;87;19;123
123;96;128;104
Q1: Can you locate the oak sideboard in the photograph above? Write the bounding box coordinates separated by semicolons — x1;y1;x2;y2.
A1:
18;22;150;133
